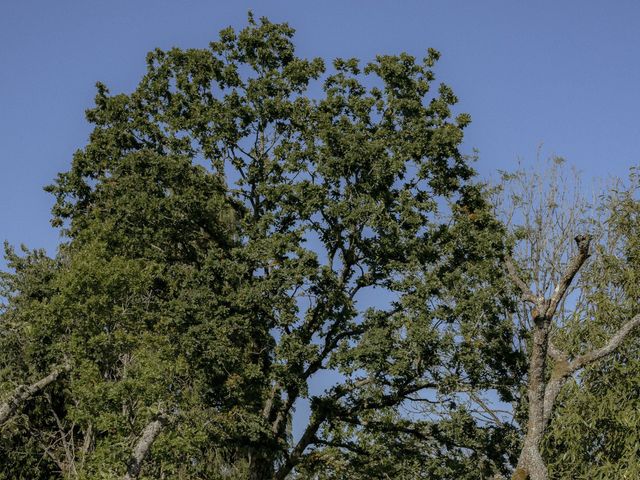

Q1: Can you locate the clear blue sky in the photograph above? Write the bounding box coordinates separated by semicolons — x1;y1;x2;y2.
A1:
2;1;639;256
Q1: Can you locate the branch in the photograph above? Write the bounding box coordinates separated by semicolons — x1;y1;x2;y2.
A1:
123;414;168;480
543;313;640;428
274;412;324;480
348;378;440;416
302;325;363;380
505;256;538;304
468;391;504;426
546;235;591;318
0;364;71;427
569;313;640;372
547;340;568;362
271;327;356;435
79;423;93;470
273;376;375;480
542;375;569;429
262;381;281;420
314;437;369;456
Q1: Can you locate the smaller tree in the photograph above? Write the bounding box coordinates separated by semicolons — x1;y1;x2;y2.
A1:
543;168;640;479
496;159;640;480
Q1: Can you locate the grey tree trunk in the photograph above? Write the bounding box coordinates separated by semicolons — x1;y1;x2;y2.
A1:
123;414;167;480
509;237;640;479
513;313;551;480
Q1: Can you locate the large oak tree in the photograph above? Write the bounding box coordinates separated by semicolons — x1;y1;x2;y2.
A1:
1;14;519;479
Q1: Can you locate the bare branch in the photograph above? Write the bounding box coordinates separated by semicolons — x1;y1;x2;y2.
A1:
505;256;538;304
0;364;71;427
123;414;168;480
468;391;504;426
569;313;640;372
45;392;77;478
79;423;93;471
546;235;591;317
542;314;640;429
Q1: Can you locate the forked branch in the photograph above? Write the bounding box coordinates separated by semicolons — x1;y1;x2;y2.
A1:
546;235;591;317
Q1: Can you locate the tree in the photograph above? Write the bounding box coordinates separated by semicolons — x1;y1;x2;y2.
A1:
494;159;640;480
1;14;520;479
542;169;640;479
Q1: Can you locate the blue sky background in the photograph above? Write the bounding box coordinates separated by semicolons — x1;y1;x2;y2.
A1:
2;0;639;257
2;0;640;438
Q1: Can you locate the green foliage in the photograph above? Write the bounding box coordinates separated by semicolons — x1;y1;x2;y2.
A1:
1;14;520;479
543;174;640;479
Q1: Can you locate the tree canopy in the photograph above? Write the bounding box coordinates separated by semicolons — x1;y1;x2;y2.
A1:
2;13;639;480
1;14;521;479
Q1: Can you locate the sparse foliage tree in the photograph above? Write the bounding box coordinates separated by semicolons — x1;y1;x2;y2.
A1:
494;158;640;480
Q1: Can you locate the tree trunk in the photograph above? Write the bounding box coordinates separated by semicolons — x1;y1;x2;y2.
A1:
248;452;275;480
508;236;593;479
513;316;550;480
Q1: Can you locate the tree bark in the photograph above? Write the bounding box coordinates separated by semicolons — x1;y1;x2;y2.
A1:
123;415;167;480
513;309;551;480
510;236;591;480
510;236;640;479
0;364;71;427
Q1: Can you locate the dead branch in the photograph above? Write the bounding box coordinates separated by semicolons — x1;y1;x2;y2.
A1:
0;364;71;427
123;414;168;480
545;235;591;318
